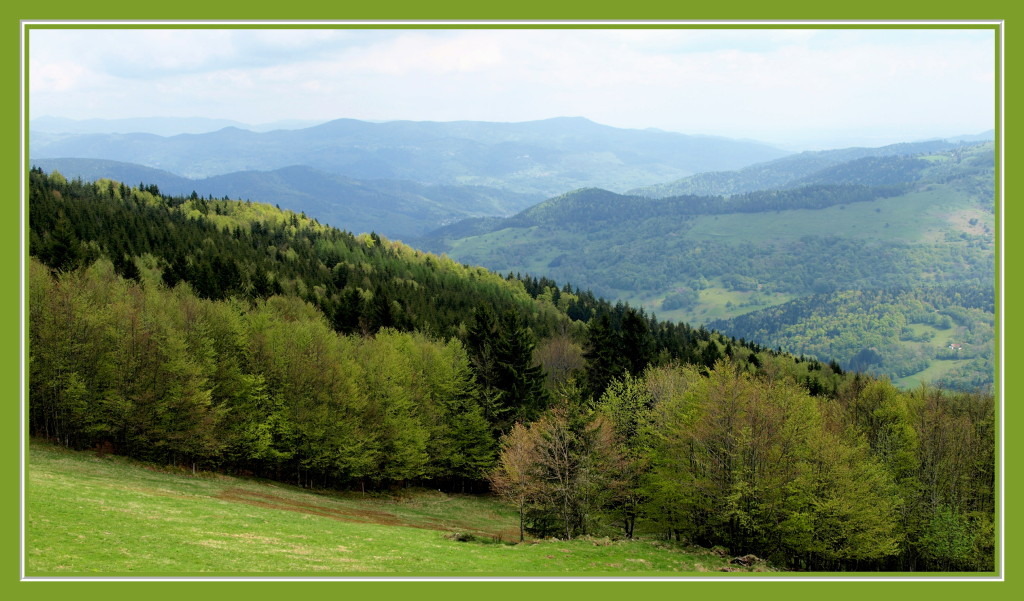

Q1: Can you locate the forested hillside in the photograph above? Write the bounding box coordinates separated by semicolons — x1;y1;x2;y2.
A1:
708;286;995;392
420;143;995;389
627;137;991;197
28;169;995;572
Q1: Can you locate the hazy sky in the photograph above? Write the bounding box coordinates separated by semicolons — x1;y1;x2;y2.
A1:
28;26;996;150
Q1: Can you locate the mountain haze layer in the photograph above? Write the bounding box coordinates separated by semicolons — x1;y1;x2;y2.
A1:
31;158;542;239
30;116;327;136
30;116;789;195
627;136;993;198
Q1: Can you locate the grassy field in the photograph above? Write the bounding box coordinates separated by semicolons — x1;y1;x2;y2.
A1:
25;441;773;577
626;285;796;326
685;184;989;245
894;358;973;390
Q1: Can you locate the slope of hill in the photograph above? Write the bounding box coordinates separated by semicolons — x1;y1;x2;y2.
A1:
707;286;995;392
29;116;789;195
419;143;995;388
27;170;995;572
26;440;768;575
627;137;990;198
31;158;542;239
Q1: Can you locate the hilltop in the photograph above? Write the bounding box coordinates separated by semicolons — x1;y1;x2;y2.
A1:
418;143;995;388
627;136;993;197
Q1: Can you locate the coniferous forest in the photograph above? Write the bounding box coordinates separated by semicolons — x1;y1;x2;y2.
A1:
28;168;995;572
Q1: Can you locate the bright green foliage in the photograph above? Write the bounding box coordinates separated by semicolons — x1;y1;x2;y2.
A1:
916;505;976;571
905;385;995;570
28;256;490;491
641;362;902;569
783;429;902;569
596;373;654;538
847;379;920;482
27;170;995;572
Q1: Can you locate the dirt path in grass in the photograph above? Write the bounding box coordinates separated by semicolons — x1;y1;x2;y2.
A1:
216;487;520;541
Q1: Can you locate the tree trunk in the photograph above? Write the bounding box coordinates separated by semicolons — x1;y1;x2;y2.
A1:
519;504;525;542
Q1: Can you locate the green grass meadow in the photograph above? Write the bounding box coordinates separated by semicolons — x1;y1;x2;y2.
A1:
25;441;770;577
684;184;987;245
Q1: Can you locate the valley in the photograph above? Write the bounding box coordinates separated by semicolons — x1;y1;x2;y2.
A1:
31;118;996;391
417;142;995;390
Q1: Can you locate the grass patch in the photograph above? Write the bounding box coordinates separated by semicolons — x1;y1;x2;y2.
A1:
627;285;795;326
685;184;986;245
895;358;973;390
26;441;774;576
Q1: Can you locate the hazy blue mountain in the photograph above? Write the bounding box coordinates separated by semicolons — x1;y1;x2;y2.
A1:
30;158;194;191
944;130;995;143
29;117;789;195
31;158;543;239
627;137;988;198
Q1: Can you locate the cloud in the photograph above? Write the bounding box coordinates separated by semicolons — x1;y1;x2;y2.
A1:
28;27;996;148
29;59;89;93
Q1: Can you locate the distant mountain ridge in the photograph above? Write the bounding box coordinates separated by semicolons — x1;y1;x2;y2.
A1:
627;136;993;198
31;158;542;239
29;116;789;195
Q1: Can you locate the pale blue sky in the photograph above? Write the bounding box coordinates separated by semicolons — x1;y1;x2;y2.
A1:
28;26;997;150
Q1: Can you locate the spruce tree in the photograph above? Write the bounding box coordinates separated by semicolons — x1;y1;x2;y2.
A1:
583;312;627;400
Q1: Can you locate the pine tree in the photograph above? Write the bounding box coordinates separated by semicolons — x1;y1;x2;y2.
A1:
493;310;548;427
620;308;654;376
583;312;626;399
465;307;548;432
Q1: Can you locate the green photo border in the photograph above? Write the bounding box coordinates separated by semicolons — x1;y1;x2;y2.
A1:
6;2;1014;599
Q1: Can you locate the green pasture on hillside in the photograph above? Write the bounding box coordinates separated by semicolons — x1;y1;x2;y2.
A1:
25;441;771;577
684;184;988;245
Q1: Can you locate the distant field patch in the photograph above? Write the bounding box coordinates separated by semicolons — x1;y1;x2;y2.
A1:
895;358;973;390
685;184;985;245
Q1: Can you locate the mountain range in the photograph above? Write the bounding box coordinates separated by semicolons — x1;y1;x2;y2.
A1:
29;158;543;239
29;116;789;195
28;116;996;389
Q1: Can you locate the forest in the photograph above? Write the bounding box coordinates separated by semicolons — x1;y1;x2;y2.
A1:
709;286;995;391
419;143;995;388
28;168;995;572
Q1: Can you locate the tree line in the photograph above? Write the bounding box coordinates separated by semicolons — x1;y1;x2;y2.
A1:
490;361;994;572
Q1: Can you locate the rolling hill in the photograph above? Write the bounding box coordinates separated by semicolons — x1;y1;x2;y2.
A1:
418;143;996;389
30;158;542;239
27;169;996;572
627;136;993;198
29;116;789;195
